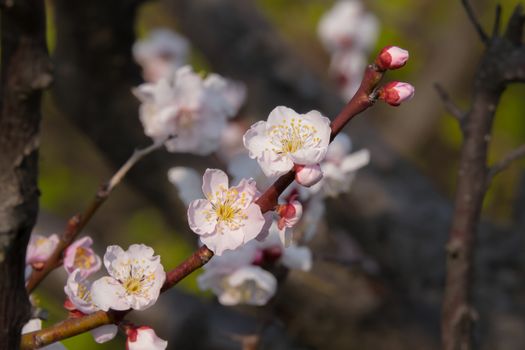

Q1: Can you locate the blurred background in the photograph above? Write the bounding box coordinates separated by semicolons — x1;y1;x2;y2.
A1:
34;0;525;349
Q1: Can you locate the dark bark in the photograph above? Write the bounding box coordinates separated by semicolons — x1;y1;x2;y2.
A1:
442;4;525;350
0;0;50;348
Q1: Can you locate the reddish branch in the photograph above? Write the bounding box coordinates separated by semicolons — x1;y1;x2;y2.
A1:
441;3;525;350
25;140;166;292
21;55;387;348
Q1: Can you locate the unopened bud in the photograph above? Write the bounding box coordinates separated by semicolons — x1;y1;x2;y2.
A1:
127;326;168;350
376;46;409;70
277;200;303;230
295;164;323;187
379;82;415;106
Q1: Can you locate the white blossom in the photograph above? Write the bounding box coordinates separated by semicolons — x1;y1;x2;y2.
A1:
133;66;243;155
91;244;166;311
26;233;59;268
243;106;331;178
188;169;265;255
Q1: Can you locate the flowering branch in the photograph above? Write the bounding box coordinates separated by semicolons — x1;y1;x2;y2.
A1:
26;139;168;292
21;47;399;348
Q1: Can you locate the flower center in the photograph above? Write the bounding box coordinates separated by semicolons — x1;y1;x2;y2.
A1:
216;204;237;222
73;247;93;269
269;118;319;155
123;279;143;294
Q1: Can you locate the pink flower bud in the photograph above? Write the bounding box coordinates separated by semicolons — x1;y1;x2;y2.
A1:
277;200;303;230
376;46;409;70
379;82;415;106
127;326;167;350
294;164;323;187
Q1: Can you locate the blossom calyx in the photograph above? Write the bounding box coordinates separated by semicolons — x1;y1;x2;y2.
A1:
379;82;415;106
376;46;409;71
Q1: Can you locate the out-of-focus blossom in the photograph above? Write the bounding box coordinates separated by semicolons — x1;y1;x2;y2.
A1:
308;134;370;198
133;29;189;83
63;236;101;278
133;66;244;155
218;122;248;161
379;81;415;106
329;50;367;100
126;326;168;350
22;319;67;350
91;325;119;344
91;244;165;311
297;195;326;243
26;233;60;269
188;169;265;255
295;163;324;188
243;106;331;178
318;0;379;53
200;265;277;306
376;46;409;71
167;167;202;206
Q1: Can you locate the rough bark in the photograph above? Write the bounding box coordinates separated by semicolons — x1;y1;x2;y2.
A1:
0;0;50;348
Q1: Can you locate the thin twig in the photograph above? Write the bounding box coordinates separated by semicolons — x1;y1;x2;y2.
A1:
492;4;502;37
487;144;525;184
25;138;168;292
21;52;389;349
462;0;489;44
434;83;466;126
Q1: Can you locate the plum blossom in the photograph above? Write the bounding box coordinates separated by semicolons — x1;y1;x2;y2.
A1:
329;50;367;100
379;82;415;106
26;233;60;269
243;106;331;178
200;264;277;306
308;134;370;198
188;169;265;255
133;66;245;155
91;244;166;311
63;236;101;278
22;319;67;350
318;0;379;53
133;29;189;82
64;269;119;343
126;326;168;350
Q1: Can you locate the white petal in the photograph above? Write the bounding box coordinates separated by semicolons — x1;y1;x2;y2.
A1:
266;106;298;128
91;276;130;311
242;204;266;242
341;149;370;172
258;150;293;177
91;324;118;344
243;121;268;159
282;246;312;271
187;199;216;235
201;168;229;199
128;327;168;350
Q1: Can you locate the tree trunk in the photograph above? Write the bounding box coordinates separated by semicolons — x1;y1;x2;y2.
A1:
0;0;50;348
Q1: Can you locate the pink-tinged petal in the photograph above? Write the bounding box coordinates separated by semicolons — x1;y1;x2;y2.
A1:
63;236;101;277
376;46;409;71
242;204;266;242
243;121;268;159
64;269;97;314
200;227;244;256
26;234;60;264
295;163;324;187
91;276;130;311
127;326;168;350
341;149;370;173
202;168;229;199
91;324;118;344
291;147;327;165
102;245;125;275
188;199;216;235
232;178;258;206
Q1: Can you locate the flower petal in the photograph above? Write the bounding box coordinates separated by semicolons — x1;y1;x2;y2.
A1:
202;168;229;200
91;276;130;311
188;199;216;235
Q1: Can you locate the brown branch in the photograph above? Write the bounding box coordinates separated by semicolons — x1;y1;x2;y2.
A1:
0;0;51;347
461;0;489;44
21;50;389;349
487;144;525;184
26;139;166;292
434;83;466;126
441;4;525;350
